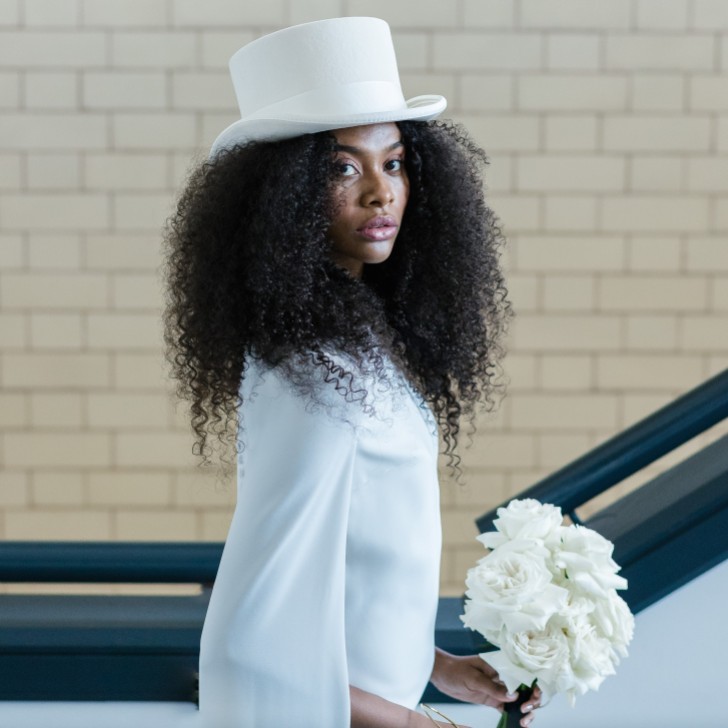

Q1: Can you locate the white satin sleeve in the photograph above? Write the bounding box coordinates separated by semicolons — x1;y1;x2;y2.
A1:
197;361;358;728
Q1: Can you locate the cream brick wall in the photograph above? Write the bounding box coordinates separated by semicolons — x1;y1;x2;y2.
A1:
0;0;726;597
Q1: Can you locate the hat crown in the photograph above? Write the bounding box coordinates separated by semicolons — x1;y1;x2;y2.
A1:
229;17;404;120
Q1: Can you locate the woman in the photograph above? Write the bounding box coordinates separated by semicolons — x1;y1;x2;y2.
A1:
164;17;541;728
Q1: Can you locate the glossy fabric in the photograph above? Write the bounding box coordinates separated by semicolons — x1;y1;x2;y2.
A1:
198;356;441;727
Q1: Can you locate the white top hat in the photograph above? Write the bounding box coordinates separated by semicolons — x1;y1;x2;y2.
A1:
209;17;447;156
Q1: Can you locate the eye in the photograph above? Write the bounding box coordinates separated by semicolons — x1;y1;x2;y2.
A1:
336;161;358;177
385;158;404;172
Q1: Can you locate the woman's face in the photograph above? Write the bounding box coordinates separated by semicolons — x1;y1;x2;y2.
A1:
327;123;409;278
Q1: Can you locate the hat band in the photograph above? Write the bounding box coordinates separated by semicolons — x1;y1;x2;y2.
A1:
244;80;407;122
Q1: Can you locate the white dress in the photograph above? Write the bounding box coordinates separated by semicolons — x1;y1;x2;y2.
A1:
198;355;442;727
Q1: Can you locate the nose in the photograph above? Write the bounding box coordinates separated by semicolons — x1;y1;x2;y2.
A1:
360;170;394;208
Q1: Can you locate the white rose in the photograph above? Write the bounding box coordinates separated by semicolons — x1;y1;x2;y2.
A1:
555;524;627;598
461;542;569;639
567;620;617;694
479;499;564;550
484;625;571;700
592;592;635;659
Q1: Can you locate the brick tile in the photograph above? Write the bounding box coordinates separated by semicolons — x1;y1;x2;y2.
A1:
693;0;728;29
628;237;682;271
503;354;538;391
112;113;197;150
621;393;673;427
24;0;79;27
113;193;174;232
0;472;29;507
603;116;710;151
487;194;540;232
466;433;536;468
0;30;105;67
463;0;515;27
115;431;198;468
288;0;344;26
520;0;631;29
1;272;107;308
546;33;600;71
520;74;627;111
401;73;457;108
596;354;704;389
175;472;235;507
442;509;480;547
87;393;169;428
390;32;428;71
112;274;163;310
687;158;728;192
544;195;598;231
540;354;593;390
200;30;255;69
632;74;685;111
510;315;622;352
0;71;19;108
686;237;728;271
0;153;20;188
87;472;172;506
518;155;624;192
111;32;198;69
114;352;169;389
537;433;591;468
26;154;80;190
84;233;161;271
29;233;82;270
601;196;708;232
434;32;541;70
346;0;459;28
171;71;240;111
0;313;27;348
0;392;27;426
87;313;161;349
458;75;513;112
636;0;689;30
82;0;167;27
680;315;728;350
0;233;23;266
457;114;540;152
5;510;112;540
630;156;683;192
0;0;20;26
83;71;167;110
0;114;107;151
114;509;198;541
542;275;596;311
3;353;110;388
0;193;109;231
32;473;84;506
173;0;285;27
30;392;84;428
544;115;598;151
599;275;709;311
200;510;234;541
24;72;78;110
606;35;713;70
30;313;84;349
85;153;167;191
514;235;625;271
511;394;619;430
625;315;678;350
690;75;728;111
4;432;111;468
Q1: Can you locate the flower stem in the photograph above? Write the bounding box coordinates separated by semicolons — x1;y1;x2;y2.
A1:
501;683;535;728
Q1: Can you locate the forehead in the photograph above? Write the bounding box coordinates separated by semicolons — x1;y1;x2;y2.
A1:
331;122;403;152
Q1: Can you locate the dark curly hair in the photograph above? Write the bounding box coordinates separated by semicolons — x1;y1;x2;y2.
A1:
163;120;511;474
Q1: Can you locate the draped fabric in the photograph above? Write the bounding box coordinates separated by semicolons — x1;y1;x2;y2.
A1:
198;356;441;727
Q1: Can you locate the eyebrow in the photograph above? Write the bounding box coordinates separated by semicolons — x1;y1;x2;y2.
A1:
333;141;405;154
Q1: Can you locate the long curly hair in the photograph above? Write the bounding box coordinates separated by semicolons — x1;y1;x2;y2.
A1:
163;120;511;474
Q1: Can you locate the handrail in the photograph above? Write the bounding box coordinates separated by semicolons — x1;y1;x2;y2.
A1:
0;542;223;583
476;368;728;532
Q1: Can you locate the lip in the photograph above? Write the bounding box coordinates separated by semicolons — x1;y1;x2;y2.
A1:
356;215;399;242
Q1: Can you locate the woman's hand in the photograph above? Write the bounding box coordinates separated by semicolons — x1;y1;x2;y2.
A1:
429;648;542;728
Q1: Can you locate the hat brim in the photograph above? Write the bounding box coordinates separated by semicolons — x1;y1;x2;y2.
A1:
208;94;447;157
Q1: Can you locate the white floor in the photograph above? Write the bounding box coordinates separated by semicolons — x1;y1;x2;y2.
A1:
1;559;725;728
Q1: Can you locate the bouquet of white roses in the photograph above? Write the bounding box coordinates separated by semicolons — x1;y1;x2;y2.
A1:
461;499;634;727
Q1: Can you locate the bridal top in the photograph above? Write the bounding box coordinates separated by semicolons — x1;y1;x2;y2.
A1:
197;354;442;727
